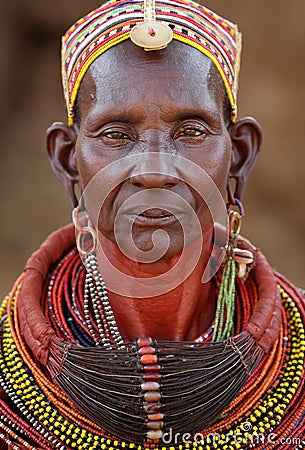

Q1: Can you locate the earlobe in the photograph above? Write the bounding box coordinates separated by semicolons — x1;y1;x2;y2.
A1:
46;122;79;207
229;117;262;200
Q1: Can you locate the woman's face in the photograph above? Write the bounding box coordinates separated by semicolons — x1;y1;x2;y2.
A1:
74;40;232;259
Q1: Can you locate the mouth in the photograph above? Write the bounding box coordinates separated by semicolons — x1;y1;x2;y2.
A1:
139;208;171;218
134;208;178;227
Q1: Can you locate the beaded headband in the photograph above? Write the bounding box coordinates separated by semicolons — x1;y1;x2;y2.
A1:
62;0;242;125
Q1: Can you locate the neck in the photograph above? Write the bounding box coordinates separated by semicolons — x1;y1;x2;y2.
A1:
96;229;217;341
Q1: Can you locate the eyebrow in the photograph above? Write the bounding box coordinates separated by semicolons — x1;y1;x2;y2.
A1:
85;102;221;130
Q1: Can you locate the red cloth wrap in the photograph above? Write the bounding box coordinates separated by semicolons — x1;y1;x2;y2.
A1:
17;223;75;366
246;247;281;352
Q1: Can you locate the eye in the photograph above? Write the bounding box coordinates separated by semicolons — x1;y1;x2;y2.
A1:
178;128;204;137
98;126;135;147
174;121;208;140
102;130;130;140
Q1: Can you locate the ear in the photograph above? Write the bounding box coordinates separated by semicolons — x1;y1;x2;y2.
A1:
46;122;79;207
228;117;262;200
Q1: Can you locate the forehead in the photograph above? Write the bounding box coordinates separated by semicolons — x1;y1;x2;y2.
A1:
77;40;225;118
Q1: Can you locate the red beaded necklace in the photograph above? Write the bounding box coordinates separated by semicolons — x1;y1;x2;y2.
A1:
12;224;282;447
0;225;304;449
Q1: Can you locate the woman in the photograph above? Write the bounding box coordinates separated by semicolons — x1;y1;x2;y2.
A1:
0;1;304;449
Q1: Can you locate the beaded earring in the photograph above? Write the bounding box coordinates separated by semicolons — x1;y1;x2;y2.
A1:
213;199;254;341
72;206;125;349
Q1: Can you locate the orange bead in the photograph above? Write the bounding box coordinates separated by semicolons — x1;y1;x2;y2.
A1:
140;354;158;365
144;364;161;372
143;373;161;382
137;337;153;348
141;382;160;391
144;402;161;413
148;413;164;421
138;346;156;356
147;421;164;430
144;391;161;402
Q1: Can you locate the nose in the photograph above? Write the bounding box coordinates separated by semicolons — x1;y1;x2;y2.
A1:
130;171;179;189
130;152;180;189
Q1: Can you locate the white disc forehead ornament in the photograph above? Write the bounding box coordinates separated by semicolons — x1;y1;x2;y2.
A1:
130;0;173;51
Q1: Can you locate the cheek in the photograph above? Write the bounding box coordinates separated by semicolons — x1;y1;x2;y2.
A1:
184;138;231;195
208;152;231;197
75;141;94;190
185;138;231;230
75;138;110;190
75;136;133;190
75;139;127;238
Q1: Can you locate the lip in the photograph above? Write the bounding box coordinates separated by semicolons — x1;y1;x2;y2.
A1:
120;204;184;215
121;208;180;227
117;200;188;228
133;213;178;227
139;208;171;218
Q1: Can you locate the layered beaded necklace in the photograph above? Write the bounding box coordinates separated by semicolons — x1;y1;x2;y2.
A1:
0;225;304;449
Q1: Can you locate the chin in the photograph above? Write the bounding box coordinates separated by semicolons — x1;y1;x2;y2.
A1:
130;228;185;262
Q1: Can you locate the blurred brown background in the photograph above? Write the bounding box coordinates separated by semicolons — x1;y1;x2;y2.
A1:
0;1;304;298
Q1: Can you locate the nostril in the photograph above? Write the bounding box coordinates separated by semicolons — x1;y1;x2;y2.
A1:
163;181;178;189
130;173;179;189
